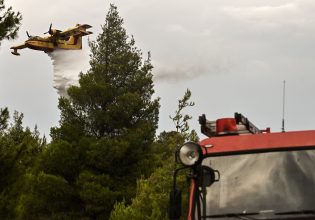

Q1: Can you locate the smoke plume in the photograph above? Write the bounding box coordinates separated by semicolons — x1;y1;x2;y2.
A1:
48;49;90;97
152;55;232;82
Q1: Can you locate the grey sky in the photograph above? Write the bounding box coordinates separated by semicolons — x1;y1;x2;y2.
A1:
1;0;315;140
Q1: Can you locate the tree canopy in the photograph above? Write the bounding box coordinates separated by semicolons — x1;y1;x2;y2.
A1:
0;0;22;45
0;108;45;219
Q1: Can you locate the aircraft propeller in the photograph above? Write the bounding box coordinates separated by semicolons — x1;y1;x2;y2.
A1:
44;23;53;35
26;31;32;38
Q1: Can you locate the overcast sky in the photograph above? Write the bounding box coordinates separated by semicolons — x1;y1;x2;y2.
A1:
1;0;315;140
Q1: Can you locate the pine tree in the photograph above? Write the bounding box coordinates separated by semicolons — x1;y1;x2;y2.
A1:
52;4;159;141
0;0;22;45
52;1;160;196
170;89;199;142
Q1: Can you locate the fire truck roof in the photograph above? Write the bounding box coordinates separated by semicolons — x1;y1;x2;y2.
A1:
200;130;315;157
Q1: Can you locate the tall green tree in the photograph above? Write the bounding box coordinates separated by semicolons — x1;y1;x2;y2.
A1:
0;0;22;45
19;4;159;219
52;1;160;199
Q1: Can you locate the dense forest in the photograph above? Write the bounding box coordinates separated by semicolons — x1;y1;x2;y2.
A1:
0;3;197;219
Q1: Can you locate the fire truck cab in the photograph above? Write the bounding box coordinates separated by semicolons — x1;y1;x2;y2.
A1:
169;113;315;220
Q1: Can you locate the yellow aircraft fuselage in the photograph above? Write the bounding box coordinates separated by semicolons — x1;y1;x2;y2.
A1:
25;36;82;53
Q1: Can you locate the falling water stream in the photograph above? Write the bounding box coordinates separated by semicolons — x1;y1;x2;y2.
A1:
48;49;90;97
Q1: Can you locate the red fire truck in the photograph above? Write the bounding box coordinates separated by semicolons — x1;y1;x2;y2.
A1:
169;113;315;220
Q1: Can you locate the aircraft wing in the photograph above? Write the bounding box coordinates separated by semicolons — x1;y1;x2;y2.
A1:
59;24;92;38
10;43;27;50
10;43;27;56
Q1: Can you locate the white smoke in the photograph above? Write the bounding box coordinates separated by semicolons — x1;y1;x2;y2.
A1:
48;49;90;97
152;54;232;82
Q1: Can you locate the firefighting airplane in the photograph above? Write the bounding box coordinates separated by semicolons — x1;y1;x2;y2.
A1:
10;23;92;56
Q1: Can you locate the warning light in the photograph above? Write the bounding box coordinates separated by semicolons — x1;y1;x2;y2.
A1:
216;118;237;135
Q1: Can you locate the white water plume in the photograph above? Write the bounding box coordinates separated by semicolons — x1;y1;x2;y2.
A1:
48;49;90;97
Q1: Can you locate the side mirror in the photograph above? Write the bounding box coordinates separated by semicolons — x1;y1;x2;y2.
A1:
199;166;220;187
168;187;182;219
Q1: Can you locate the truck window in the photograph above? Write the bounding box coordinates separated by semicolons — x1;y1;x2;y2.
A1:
199;150;315;217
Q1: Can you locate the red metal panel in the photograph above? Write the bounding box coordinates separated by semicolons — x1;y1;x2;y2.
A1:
200;130;315;156
187;179;196;220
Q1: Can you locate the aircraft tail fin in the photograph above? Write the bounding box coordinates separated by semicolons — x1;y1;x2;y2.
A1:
80;30;93;36
66;36;82;49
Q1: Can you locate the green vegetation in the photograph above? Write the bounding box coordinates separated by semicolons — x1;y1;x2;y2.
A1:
0;108;45;219
0;4;197;220
0;0;22;45
110;89;197;220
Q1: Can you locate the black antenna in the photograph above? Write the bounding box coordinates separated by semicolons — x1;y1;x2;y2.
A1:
281;80;286;132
